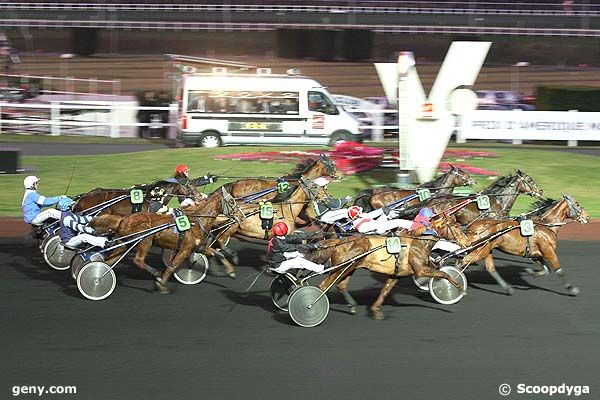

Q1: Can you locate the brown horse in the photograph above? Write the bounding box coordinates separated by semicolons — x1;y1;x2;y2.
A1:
91;189;240;294
74;180;202;217
406;169;543;225
216;154;337;201
451;194;590;295
310;216;466;320
354;165;476;212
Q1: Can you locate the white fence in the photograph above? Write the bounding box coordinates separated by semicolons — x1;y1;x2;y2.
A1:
458;110;600;146
0;102;177;138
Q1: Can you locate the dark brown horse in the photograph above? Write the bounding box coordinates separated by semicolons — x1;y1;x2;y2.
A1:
354;165;476;212
91;189;240;293
451;194;590;295
74;180;202;217
404;170;543;225
309;216;465;320
215;154;337;202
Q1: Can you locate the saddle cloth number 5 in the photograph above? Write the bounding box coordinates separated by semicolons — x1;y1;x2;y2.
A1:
175;215;191;232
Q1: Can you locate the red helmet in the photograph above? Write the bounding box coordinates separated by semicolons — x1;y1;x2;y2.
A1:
272;221;289;236
175;164;190;175
347;205;363;220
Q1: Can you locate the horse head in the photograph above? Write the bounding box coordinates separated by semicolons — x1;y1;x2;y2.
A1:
515;169;543;197
563;194;590;224
318;153;338;178
449;165;476;187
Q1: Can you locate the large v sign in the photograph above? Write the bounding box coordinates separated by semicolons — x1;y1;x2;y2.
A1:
376;41;491;182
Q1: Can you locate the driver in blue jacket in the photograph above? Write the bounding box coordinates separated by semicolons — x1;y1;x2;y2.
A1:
22;175;64;225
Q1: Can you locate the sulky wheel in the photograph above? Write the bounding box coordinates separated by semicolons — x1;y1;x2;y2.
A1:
412;275;430;292
42;233;75;271
270;274;299;312
287;286;330;328
70;253;104;280
428;266;467;305
173;252;209;285
77;261;116;301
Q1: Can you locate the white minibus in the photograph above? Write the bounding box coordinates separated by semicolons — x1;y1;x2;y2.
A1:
178;72;362;147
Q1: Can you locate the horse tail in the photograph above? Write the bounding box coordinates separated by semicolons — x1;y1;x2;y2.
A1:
90;214;124;235
353;189;375;213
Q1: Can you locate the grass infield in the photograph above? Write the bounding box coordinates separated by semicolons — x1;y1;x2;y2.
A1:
1;144;598;218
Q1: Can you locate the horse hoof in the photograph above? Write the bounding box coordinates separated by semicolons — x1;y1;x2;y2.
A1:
369;309;384;321
154;280;170;294
348;306;356;315
227;272;236;279
568;286;581;296
505;286;515;296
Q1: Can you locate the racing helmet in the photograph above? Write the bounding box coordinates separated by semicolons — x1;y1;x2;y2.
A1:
418;207;434;219
24;175;40;189
347;205;363;220
175;164;190;176
58;197;75;211
272;221;289;237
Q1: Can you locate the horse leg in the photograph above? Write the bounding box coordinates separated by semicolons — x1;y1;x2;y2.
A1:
369;277;399;321
544;252;580;296
203;246;236;279
483;254;514;295
156;247;192;294
130;238;162;280
413;266;464;292
525;257;551;277
336;273;357;315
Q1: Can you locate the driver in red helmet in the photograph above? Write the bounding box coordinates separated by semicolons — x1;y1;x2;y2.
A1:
167;164;207;207
267;221;324;274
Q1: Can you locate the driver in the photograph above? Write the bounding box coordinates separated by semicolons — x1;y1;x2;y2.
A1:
22;175;64;225
58;197;108;249
267;221;324;274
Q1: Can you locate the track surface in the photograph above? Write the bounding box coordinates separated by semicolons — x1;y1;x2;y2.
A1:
1;236;598;400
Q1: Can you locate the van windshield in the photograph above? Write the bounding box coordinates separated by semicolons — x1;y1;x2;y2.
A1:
308;91;339;115
186;90;299;115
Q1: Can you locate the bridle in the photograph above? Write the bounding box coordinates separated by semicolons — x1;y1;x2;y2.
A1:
564;195;586;223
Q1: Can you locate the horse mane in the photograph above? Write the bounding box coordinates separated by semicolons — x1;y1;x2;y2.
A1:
418;171;449;189
281;158;318;180
528;197;559;216
482;173;516;195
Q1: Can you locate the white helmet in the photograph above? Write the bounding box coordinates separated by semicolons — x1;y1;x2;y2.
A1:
24;176;40;189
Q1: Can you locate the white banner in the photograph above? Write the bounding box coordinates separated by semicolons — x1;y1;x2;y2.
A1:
460;110;600;141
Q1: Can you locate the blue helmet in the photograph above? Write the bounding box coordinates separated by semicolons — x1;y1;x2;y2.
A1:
418;207;434;218
58;197;75;211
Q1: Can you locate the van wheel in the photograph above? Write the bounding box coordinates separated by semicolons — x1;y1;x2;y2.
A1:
198;132;222;148
329;131;351;146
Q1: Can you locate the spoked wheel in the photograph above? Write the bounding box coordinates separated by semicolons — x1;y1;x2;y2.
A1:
70;253;104;280
288;286;330;328
270;275;300;311
428;266;467;305
174;252;209;285
42;234;75;271
77;261;117;301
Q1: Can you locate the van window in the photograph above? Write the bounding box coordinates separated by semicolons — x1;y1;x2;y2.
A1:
187;90;299;115
308;91;339;115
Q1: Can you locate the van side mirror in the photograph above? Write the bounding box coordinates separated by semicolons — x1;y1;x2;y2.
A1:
327;105;339;115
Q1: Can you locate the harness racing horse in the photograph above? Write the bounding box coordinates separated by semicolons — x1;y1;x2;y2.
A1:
91;189;241;294
73;180;202;217
410;170;543;225
451;195;590;295
215;154;337;202
310;215;466;320
354;165;476;212
228;177;329;241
